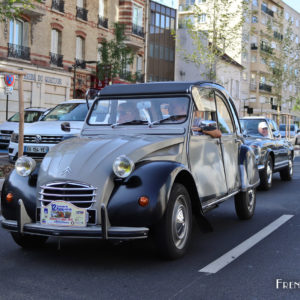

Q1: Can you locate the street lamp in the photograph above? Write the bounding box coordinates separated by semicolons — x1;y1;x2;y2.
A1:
70;60;98;98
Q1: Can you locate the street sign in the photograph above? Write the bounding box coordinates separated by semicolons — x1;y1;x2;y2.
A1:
4;74;15;87
5;86;13;95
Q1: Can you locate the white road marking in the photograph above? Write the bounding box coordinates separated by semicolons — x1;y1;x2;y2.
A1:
199;214;294;274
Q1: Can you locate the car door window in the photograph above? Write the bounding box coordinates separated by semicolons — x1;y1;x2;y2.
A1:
215;93;234;134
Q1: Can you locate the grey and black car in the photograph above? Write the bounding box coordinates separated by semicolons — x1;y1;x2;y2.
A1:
240;117;294;191
1;82;259;259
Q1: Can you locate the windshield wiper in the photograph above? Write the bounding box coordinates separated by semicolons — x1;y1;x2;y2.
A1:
149;115;187;127
111;119;149;128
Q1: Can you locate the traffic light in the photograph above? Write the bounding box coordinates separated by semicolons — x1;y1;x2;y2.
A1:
247;107;253;114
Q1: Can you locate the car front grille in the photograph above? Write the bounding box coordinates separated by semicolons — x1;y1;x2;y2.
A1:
39;181;97;208
24;135;63;144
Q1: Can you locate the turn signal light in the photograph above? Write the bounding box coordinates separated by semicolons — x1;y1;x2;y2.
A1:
138;196;149;207
6;193;13;203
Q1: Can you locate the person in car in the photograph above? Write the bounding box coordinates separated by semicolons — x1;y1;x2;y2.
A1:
117;102;140;123
258;122;269;137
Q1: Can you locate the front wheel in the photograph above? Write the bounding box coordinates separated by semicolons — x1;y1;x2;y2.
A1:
153;183;192;260
280;157;293;181
234;188;256;220
11;232;48;249
259;156;273;191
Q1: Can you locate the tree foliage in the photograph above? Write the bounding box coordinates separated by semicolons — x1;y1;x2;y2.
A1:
97;23;136;83
176;0;248;80
0;0;41;22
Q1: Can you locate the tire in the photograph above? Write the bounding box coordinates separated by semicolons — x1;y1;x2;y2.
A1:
11;232;48;249
153;183;192;260
234;188;256;220
280;157;293;181
258;156;273;191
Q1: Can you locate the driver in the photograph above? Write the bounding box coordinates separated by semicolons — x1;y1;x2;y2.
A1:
258;122;269;137
117;102;140;123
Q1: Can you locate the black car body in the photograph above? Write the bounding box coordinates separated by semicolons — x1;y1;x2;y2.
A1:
240;117;294;190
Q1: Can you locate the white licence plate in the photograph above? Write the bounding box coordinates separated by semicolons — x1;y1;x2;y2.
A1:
40;200;88;227
0;135;11;140
25;146;49;153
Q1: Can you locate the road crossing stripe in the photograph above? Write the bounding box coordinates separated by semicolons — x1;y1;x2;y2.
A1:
199;214;294;274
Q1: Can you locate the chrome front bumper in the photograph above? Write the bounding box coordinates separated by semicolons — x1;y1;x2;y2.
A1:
1;199;149;240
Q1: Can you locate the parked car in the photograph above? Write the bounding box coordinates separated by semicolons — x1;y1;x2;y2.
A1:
8;99;90;162
1;82;260;259
0;107;49;149
279;124;299;145
240;117;294;191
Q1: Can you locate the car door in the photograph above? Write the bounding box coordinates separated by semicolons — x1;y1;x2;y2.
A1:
215;92;240;193
188;87;227;203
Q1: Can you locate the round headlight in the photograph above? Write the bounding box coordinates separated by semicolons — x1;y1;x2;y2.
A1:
15;156;36;177
113;155;134;178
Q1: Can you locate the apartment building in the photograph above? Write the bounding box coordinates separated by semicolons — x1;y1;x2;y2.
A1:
0;0;146;122
177;0;300;122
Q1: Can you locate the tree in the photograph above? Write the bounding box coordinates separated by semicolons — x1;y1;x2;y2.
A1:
262;12;300;123
176;0;248;81
97;23;136;83
0;0;41;22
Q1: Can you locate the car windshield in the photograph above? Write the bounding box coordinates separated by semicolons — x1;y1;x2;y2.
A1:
41;103;88;121
240;119;271;138
279;124;295;131
8;111;44;123
88;97;190;126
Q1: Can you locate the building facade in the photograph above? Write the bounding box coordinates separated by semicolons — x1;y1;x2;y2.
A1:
0;0;146;122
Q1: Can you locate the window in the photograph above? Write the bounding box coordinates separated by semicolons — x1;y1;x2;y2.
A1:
285;12;289;20
198;14;206;23
133;5;143;27
252;0;258;7
99;0;106;16
136;55;142;73
242;72;247;80
97;43;102;62
252;15;258;23
215;93;234;134
76;36;84;60
77;0;84;8
251;54;257;62
9;19;29;46
296;19;299;27
51;29;61;54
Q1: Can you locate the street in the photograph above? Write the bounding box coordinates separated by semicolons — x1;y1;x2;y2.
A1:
0;154;299;299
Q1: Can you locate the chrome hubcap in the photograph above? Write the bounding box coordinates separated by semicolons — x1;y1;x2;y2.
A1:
172;195;189;249
247;189;255;211
267;161;272;185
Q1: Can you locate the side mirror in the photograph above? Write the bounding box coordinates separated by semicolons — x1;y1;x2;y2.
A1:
198;120;217;131
61;122;71;132
297;129;300;133
273;131;281;139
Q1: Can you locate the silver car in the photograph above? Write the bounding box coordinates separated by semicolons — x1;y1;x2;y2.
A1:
1;82;259;259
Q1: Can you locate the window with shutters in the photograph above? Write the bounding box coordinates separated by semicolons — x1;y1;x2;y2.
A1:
76;36;85;60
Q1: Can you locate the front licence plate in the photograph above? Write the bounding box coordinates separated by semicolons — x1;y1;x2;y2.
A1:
40;200;88;227
24;145;49;153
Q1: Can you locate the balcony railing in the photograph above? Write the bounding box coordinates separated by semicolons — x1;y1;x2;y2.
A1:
51;0;64;13
259;83;272;92
250;83;257;91
76;6;88;21
260;44;273;54
273;31;283;40
75;59;86;69
119;70;132;81
132;24;144;38
261;5;274;17
50;52;63;67
8;43;30;60
135;72;144;83
251;43;258;50
98;15;108;28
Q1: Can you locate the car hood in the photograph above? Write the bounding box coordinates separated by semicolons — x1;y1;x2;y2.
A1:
37;135;184;197
13;121;84;135
0;121;36;132
243;136;266;145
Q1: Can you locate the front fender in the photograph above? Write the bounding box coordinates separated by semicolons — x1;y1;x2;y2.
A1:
1;167;39;221
107;161;186;227
239;145;260;191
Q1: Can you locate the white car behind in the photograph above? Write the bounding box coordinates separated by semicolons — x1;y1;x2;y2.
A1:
8;99;90;162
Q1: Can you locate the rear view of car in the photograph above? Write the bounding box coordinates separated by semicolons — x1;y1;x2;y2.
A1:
279;124;299;145
8;100;90;161
0;107;48;149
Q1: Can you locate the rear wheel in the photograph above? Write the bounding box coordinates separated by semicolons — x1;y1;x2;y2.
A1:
235;188;256;220
259;156;273;191
11;232;48;249
153;183;192;260
280;157;293;181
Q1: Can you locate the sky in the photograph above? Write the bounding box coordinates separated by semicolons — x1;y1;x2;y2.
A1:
283;0;300;13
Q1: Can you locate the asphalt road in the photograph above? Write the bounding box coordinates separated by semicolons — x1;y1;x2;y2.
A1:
0;155;299;299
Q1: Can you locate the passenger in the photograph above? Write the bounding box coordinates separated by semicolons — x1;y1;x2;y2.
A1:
117;102;140;123
258;122;269;137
